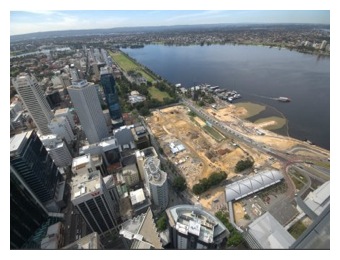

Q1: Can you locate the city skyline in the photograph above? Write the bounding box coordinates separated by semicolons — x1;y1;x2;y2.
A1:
10;10;330;36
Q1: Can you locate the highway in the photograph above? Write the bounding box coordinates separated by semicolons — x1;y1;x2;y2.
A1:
180;98;329;202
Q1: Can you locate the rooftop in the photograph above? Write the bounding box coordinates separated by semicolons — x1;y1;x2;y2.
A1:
247;212;295;249
225;170;283;202
54;108;70;115
10;131;31;154
130;189;146;206
71;170;101;201
166;205;229;243
63;232;101;249
304;181;330;216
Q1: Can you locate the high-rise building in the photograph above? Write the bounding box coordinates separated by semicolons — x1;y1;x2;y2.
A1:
10;130;62;212
48;116;75;144
54;107;75;129
10;165;49;249
40;135;73;168
136;147;158;182
12;73;54;135
68;80;109;144
144;157;169;210
79;136;120;167
166;205;230;249
69;64;80;81
100;67;123;127
71;170;119;234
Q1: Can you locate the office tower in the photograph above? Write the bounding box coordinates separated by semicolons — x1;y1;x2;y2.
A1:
10;130;62;212
144;157;169;210
120;208;163;249
166;205;229;249
12;73;53;135
54;107;75;129
136;147;158;182
40;135;73;168
48;116;75;144
79;136;120;167
68;80;109;144
10;166;49;249
69;64;80;81
100;67;123;127
71;170;119;234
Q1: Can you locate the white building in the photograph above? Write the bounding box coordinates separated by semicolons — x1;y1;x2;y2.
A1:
68;80;109;144
40;135;73;168
144;157;168;210
54;107;75;129
136;147;158;182
79;136;120;166
48;116;75;144
166;205;229;249
246;212;295;249
71;154;107;177
320;40;328;50
12;73;54;135
71;170;119;234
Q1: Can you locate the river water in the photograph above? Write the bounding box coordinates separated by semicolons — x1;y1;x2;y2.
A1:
122;44;330;150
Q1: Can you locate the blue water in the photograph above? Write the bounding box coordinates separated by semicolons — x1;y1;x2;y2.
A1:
122;44;330;150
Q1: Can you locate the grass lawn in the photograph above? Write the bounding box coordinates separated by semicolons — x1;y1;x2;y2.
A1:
148;86;171;101
109;51;155;82
289;170;307;191
288;220;307;239
203;125;225;142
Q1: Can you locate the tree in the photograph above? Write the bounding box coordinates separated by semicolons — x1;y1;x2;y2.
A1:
227;232;244;247
139;107;150;116
172;176;187;192
156;214;167;231
197;100;205;107
235;158;254;172
192;183;205;195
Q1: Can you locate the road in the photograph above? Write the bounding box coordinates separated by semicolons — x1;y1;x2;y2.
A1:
181;98;329;203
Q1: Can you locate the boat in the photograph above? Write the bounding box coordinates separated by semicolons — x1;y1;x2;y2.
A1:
277;97;291;102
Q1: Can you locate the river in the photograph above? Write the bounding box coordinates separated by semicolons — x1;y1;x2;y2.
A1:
122;44;330;150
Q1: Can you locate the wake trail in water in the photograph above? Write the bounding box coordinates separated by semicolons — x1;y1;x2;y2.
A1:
248;93;277;100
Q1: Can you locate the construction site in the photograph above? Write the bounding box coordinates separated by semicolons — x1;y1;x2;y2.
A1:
145;103;306;213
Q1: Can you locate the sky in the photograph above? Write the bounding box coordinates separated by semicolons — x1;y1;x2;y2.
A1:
10;9;330;36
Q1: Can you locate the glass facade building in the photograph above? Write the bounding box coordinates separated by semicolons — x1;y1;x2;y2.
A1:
10;130;61;204
100;69;122;122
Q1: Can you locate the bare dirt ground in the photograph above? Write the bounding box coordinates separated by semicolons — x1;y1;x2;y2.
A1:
146;103;309;212
147;106;251;188
255;120;276;128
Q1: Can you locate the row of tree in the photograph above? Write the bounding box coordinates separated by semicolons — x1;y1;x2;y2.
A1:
215;210;244;248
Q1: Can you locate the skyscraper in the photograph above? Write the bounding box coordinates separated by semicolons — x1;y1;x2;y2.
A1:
12;73;54;135
68;80;109;144
10;166;49;249
40;134;73;168
144;157;169;210
71;170;119;234
100;67;123;127
10;130;62;212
